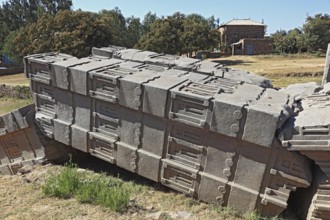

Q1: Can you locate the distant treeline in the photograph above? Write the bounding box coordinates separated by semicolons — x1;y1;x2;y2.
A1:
0;0;329;64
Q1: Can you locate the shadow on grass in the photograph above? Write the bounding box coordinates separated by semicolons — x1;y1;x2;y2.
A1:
65;151;171;193
212;59;255;66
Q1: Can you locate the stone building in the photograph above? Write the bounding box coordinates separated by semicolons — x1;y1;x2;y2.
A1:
219;19;272;55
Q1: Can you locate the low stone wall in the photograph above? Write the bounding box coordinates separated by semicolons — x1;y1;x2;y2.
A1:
0;67;24;76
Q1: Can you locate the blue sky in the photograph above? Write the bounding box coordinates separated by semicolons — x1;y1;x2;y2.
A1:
1;0;329;34
72;0;330;34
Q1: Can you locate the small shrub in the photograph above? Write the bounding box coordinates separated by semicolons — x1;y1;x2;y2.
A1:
43;160;131;212
42;161;80;199
95;177;130;211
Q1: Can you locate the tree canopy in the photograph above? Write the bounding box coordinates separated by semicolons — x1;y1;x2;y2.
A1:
303;13;330;52
271;13;330;53
0;0;72;54
136;12;220;56
1;0;329;65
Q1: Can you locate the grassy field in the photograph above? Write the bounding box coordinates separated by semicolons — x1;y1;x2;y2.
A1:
0;97;32;115
0;73;29;86
211;54;325;87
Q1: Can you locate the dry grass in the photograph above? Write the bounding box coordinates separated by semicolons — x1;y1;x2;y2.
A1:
211;54;325;88
0;97;32;115
0;164;248;220
0;73;29;86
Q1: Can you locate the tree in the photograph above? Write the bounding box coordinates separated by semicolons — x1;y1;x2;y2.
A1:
0;0;72;53
126;16;142;48
141;11;157;35
136;12;185;54
180;14;219;57
2;29;22;64
271;30;289;53
0;0;72;30
99;8;126;47
303;13;330;52
12;10;113;59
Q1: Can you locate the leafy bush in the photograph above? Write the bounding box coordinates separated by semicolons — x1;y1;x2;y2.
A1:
42;160;131;212
0;85;32;99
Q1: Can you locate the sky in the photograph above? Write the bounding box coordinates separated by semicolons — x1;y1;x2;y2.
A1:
71;0;330;34
0;0;329;34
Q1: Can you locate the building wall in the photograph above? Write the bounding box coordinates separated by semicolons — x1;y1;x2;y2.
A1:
238;38;272;55
220;25;265;45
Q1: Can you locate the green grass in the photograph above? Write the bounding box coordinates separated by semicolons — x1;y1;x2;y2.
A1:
42;159;131;212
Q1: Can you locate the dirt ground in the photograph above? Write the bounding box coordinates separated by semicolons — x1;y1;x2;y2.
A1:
0;161;250;220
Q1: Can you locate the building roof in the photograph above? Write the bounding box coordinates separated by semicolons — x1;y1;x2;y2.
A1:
220;19;265;27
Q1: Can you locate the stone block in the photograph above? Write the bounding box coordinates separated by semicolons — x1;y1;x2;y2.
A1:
53;119;71;145
25;52;74;84
1;113;18;133
227;185;259;213
146;53;179;66
71;125;89;152
142;75;186;117
11;109;29;129
174;57;200;71
69;59;122;95
23;127;45;159
137;149;161;182
166;123;206;170
92;46;126;58
73;93;91;130
51;57;90;90
242;89;289;147
116;142;138;172
196;60;224;75
89;132;117;163
169;81;214;128
322;43;330;86
54;88;73;123
211;99;245;138
141;114;167;156
0;117;6;136
92;99;120;139
13;131;36;161
233;153;267;191
129;51;158;62
203;133;238;179
119;107;142;147
118;68;159;110
161;159;199;196
198;172;228;205
113;48;141;60
35;113;54;138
